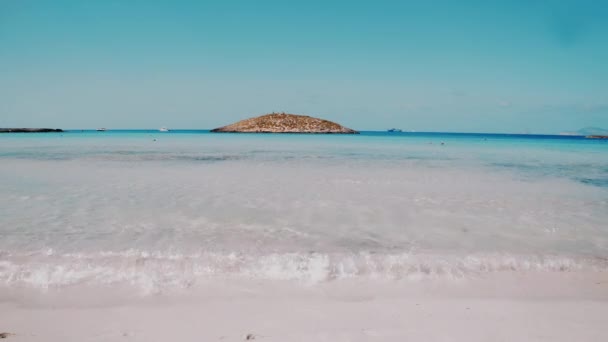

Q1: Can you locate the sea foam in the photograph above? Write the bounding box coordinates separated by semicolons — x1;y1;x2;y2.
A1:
1;250;606;294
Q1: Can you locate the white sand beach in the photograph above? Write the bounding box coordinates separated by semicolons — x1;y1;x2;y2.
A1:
3;0;608;340
2;272;607;342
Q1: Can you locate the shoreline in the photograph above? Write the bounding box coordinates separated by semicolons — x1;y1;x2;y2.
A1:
2;272;607;341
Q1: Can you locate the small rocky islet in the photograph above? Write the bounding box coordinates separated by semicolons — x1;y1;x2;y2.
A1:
0;128;63;133
211;113;358;134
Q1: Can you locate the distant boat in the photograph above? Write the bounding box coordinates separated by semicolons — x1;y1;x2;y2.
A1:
159;127;169;132
387;128;402;132
96;128;107;132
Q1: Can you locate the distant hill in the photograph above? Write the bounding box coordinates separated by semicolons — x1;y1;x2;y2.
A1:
559;127;608;136
211;113;358;134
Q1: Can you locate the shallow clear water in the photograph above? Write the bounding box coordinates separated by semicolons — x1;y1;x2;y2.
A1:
1;131;607;293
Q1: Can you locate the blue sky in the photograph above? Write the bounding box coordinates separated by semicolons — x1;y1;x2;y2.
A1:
1;0;607;133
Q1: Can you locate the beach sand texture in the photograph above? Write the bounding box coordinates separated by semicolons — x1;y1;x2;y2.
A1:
2;273;608;342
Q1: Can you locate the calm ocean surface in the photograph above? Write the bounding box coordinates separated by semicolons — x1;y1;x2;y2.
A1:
1;131;607;293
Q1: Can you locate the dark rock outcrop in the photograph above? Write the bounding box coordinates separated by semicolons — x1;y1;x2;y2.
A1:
211;113;358;134
0;128;63;133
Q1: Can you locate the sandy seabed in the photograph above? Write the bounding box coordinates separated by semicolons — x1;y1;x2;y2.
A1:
1;272;607;342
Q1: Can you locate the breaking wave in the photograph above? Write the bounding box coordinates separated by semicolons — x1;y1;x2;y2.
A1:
1;250;606;295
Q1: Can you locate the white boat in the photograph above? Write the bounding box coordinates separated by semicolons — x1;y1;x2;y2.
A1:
159;127;169;132
96;128;107;131
387;128;402;132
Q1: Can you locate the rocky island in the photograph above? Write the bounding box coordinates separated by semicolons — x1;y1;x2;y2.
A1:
0;128;63;133
211;113;358;134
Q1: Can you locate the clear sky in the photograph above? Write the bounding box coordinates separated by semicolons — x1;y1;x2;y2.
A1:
1;0;607;133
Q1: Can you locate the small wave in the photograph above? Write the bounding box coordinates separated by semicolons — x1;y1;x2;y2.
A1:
1;251;606;295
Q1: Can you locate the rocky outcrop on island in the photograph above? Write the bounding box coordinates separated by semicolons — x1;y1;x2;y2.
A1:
211;113;358;134
586;135;608;139
0;128;63;133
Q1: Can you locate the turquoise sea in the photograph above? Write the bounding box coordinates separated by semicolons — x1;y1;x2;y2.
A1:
1;131;607;294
